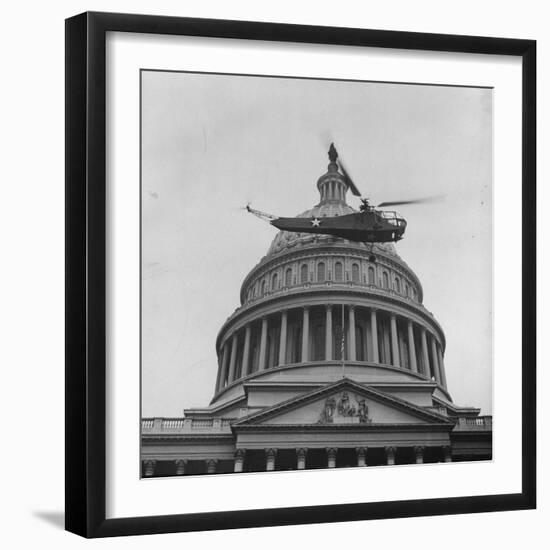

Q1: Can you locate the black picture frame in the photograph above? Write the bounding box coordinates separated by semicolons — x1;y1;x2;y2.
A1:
65;11;536;538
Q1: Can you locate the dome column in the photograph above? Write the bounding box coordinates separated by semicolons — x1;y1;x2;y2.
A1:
390;313;400;367
420;328;430;377
370;309;380;363
437;344;448;390
259;318;268;371
242;325;251;377
278;311;288;366
301;307;310;362
218;343;230;391
407;320;418;373
325;305;333;360
228;333;238;383
430;336;442;385
348;306;357;361
214;354;222;394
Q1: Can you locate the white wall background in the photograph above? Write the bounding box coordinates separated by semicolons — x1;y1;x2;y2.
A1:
0;0;546;548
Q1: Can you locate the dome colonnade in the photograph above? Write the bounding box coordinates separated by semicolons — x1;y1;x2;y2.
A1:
214;292;448;400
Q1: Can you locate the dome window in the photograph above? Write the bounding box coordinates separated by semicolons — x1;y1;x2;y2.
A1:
317;262;326;282
271;272;278;291
285;267;292;287
300;264;309;284
352;263;360;283
368;266;376;285
334;261;343;282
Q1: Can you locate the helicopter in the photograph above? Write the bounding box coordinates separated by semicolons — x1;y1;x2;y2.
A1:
246;143;440;244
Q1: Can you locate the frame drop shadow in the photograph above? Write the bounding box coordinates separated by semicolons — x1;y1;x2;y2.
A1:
33;510;65;530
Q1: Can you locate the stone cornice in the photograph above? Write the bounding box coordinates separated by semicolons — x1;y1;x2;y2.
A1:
184;395;246;417
232;423;453;433
432;395;481;416
451;430;493;439
210;361;453;405
241;380;439;393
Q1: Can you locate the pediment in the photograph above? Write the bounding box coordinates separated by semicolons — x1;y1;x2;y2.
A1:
235;378;451;427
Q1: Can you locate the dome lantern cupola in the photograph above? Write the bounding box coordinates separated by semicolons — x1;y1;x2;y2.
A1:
317;143;350;205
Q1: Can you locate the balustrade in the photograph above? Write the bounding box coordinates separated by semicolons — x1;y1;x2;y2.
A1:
162;419;185;430
191;419;214;429
455;416;492;430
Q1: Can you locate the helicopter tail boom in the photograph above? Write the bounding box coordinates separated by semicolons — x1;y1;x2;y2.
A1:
245;205;279;223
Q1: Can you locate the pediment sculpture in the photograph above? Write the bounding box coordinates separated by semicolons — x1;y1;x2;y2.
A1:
318;392;371;424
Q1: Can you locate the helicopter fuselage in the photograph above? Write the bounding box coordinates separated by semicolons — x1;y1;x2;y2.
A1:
270;209;407;243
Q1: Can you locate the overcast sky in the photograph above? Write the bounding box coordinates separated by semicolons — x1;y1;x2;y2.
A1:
141;70;492;417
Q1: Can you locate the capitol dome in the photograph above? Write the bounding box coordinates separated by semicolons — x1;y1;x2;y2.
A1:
212;153;449;407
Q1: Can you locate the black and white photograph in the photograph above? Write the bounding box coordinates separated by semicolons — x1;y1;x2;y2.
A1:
140;70;493;477
0;0;542;545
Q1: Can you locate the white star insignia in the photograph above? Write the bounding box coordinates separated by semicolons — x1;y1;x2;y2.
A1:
311;218;321;227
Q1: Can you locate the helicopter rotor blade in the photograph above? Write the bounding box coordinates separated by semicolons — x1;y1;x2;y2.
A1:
338;160;362;197
322;141;363;197
377;195;445;208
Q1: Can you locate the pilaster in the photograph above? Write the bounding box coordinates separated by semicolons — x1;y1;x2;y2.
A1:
143;459;156;477
296;448;308;470
265;448;277;471
206;459;218;474
175;459;187;476
327;447;338;468
356;447;368;467
385;446;397;466
414;446;425;464
234;449;246;473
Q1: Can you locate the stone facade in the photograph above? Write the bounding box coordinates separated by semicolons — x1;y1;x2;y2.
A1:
142;155;492;477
